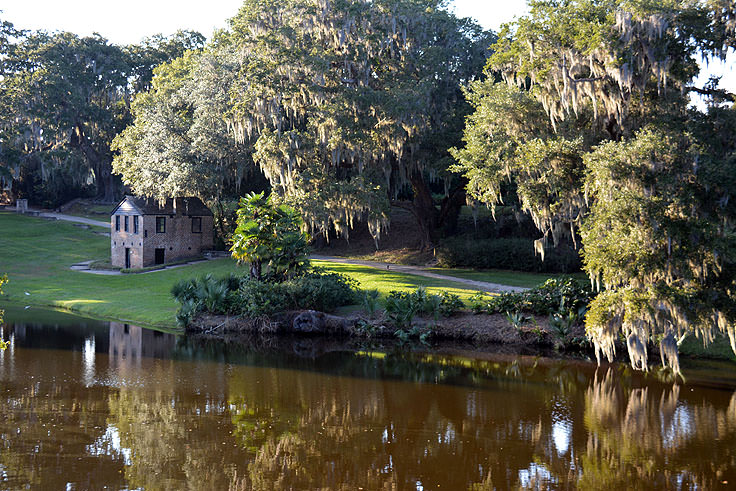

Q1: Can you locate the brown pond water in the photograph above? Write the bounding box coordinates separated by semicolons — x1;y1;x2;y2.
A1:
1;305;736;490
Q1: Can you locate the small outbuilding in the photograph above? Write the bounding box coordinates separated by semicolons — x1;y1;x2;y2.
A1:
110;196;214;269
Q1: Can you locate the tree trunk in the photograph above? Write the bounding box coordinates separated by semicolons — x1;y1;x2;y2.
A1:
437;183;466;236
71;122;117;202
407;172;467;251
409;171;438;251
250;259;262;280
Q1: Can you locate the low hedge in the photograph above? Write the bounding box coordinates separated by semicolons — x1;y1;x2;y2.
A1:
437;237;582;273
235;269;359;317
172;269;360;326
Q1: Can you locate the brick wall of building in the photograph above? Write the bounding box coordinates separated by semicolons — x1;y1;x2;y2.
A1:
111;209;145;269
140;214;214;267
111;198;214;268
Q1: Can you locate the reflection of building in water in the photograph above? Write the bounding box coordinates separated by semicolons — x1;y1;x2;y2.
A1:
108;323;176;367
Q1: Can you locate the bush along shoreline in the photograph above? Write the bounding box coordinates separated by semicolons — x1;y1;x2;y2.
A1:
174;272;596;353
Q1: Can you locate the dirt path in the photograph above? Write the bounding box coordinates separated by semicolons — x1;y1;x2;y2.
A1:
311;255;528;293
35;210;109;228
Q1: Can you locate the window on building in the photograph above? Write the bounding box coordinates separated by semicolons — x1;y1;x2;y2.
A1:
133;215;139;234
124;215;129;232
191;217;202;233
115;215;120;231
156;216;166;233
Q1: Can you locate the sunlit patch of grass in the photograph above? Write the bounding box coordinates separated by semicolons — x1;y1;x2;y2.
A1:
56;299;108;307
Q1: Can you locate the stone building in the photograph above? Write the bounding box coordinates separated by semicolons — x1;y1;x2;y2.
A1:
110;196;214;269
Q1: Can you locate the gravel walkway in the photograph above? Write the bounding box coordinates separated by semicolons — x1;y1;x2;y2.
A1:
36;211;109;228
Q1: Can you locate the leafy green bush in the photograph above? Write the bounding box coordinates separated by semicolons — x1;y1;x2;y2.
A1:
362;289;381;317
171;274;234;317
176;299;200;328
235;269;359;317
385;293;422;329
384;287;465;328
437;237;582;273
485;277;593;316
288;269;359;312
235;278;292;317
439;291;464;317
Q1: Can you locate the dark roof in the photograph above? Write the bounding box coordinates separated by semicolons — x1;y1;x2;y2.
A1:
111;195;213;216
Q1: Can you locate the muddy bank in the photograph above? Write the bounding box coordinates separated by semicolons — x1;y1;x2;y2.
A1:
187;309;589;351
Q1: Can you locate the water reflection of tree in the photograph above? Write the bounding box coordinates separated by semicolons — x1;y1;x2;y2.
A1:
0;349;126;489
106;364;250;491
575;368;736;489
225;361;579;490
4;331;736;489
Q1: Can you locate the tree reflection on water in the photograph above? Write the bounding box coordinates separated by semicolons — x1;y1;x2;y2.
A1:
0;316;735;489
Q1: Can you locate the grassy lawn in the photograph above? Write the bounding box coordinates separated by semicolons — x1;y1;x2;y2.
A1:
312;260;489;301
0;212;487;328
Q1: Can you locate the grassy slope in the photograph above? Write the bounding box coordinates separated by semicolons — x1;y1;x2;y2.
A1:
0;212;489;328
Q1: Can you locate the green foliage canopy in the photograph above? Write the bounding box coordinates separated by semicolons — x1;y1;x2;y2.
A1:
0;20;204;204
224;0;491;243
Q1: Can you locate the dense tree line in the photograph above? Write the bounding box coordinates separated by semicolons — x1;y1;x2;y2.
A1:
3;0;736;369
0;12;203;205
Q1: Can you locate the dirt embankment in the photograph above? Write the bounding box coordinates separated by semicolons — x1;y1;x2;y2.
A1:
188;309;587;349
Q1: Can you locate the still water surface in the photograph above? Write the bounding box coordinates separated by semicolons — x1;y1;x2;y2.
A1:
1;305;736;489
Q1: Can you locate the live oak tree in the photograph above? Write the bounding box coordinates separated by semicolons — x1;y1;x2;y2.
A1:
112;37;263;241
0;21;204;205
111;0;491;247
452;0;736;371
224;0;492;247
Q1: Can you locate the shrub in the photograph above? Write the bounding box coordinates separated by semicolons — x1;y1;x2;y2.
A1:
469;291;491;314
235;269;359;317
172;274;245;325
288;269;359;312
485;277;593;316
197;276;229;313
176;299;200;328
171;274;234;315
385;294;421;329
362;289;381;317
437;237;582;273
384;287;465;328
236;279;292;317
439;291;464;317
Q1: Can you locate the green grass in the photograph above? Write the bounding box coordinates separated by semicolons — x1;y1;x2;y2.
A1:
679;333;736;362
0;212;489;328
312;260;490;302
63;203;114;222
424;267;565;289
